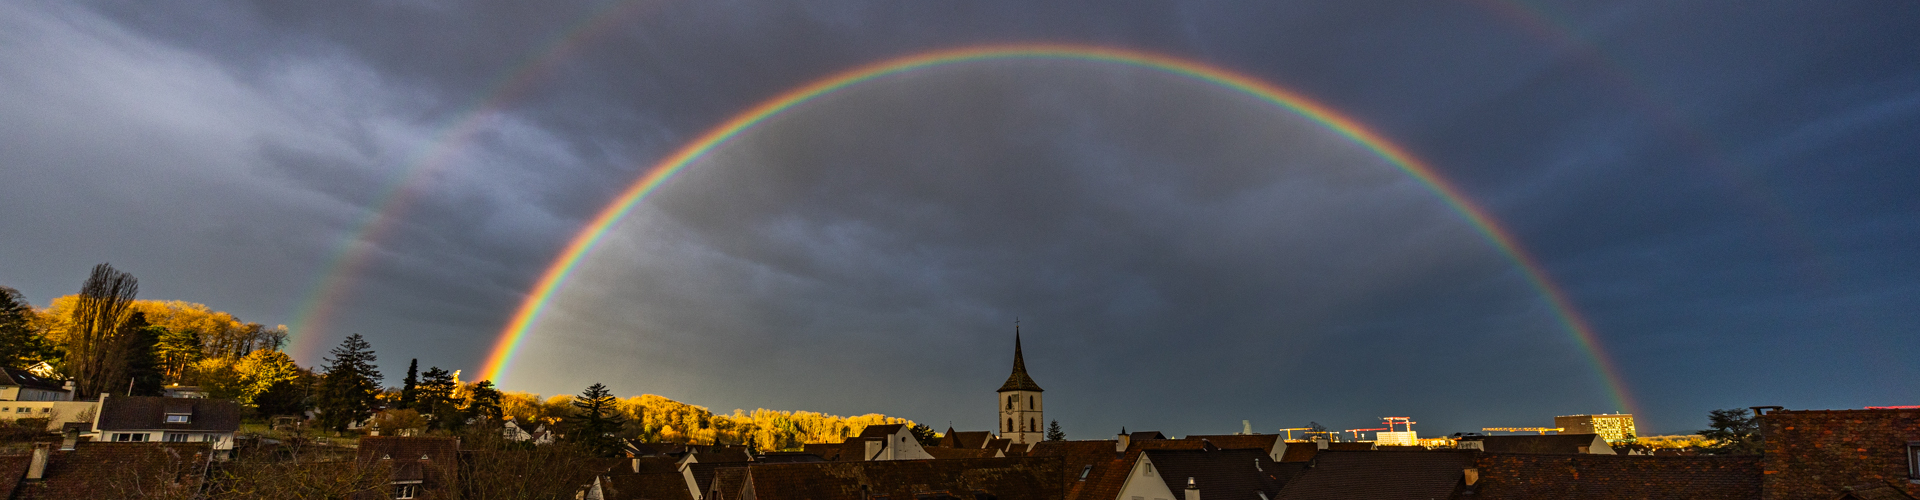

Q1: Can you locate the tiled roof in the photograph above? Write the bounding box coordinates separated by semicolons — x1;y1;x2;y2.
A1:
742;457;1062;500
1142;448;1285;500
95;396;241;432
1461;434;1606;454
1184;435;1284;454
15;442;213;500
709;467;749;500
997;331;1044;392
602;472;695;500
690;461;751;495
358;436;460;498
1130;431;1168;442
940;430;994;449
1073;437;1210;500
0;367;66;392
1324;442;1373;451
1274;450;1473;500
754;452;826;464
0;454;30;499
858;424;904;439
925;447;1000;460
630;456;682;474
1466;453;1762;500
1278;442;1318;463
986;438;1013;452
1027;440;1119;495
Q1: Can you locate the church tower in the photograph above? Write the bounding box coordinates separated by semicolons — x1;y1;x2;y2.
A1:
997;326;1045;444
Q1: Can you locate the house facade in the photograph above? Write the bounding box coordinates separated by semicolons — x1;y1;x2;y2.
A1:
90;395;240;458
1758;407;1920;500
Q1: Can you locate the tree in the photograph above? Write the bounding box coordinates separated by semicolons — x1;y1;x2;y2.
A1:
316;334;382;432
65;263;139;397
467;380;503;421
1046;420;1066;441
565;383;626;456
253;378;312;418
234;349;303;406
0;286;55;368
398;359;419;409
153;327;200;383
1699;408;1763;455
909;423;939;447
121;313;165;396
414;367;460;430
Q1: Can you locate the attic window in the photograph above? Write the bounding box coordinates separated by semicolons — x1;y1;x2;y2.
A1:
166;414;190;423
1908;441;1920;480
1078;465;1093;480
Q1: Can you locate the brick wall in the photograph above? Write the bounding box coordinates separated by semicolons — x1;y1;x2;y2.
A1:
1759;409;1920;500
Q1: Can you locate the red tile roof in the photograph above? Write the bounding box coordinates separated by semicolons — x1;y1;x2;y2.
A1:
925;447;1000;460
1459;434;1608;454
1142;448;1286;500
939;429;994;449
743;457;1062;500
1466;452;1761;500
1072;437;1210;500
601;472;695;500
14;442;213;500
1278;442;1319;463
1274;450;1472;500
0;454;30;499
358;437;459;499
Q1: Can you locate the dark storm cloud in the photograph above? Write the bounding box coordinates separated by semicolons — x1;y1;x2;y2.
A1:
1;0;1915;436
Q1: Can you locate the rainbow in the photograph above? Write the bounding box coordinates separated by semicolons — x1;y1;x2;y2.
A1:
479;44;1639;415
282;0;660;362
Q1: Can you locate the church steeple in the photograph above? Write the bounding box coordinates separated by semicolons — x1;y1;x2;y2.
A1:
998;324;1043;393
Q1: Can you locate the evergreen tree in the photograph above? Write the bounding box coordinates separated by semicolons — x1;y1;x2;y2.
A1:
121;313;165;396
1045;420;1066;441
255;377;313;418
399;359;418;409
1699;408;1763;455
909;423;939;447
565;383;626;456
153;327;200;383
415;367;459;430
0;286;54;368
316;334;382;432
466;380;503;421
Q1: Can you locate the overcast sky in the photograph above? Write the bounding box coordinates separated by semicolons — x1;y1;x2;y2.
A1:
2;0;1915;437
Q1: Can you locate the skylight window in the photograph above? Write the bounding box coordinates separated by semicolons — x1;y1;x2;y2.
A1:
165;414;190;423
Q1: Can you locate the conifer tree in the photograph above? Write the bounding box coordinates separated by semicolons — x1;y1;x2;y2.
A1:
399;359;418;408
566;383;626;456
415;367;459;430
0;286;54;368
467;380;503;421
1046;420;1066;441
316;334;382;432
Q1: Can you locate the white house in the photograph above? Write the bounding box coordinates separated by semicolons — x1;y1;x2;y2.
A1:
91;395;241;459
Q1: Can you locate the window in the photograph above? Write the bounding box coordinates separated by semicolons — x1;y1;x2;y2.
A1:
165;414;190;424
1909;441;1920;480
1144;462;1154;476
1028;396;1034;409
164;433;191;442
1007;419;1013;432
392;483;418;499
1079;465;1093;480
113;433;149;442
1007;395;1015;409
1030;418;1036;432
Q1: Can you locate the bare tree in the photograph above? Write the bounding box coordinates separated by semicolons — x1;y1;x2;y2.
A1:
66;263;139;398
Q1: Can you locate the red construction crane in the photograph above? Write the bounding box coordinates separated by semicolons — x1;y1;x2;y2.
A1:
1380;417;1416;432
1343;427;1388;438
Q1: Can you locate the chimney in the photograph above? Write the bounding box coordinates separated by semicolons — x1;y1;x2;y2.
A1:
1313;436;1328;450
1242;420;1252;435
1184;477;1200;500
1116;430;1131;453
27;443;50;481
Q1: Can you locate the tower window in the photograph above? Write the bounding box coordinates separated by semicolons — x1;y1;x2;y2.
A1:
1029;396;1034;409
1008;419;1013;432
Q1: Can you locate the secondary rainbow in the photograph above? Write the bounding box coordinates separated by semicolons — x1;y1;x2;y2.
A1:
281;0;660;362
481;44;1639;415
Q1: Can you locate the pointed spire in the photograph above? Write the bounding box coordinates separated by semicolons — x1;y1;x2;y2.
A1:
998;322;1043;393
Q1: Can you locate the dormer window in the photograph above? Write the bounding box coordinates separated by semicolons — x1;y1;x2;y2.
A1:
165;413;190;424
